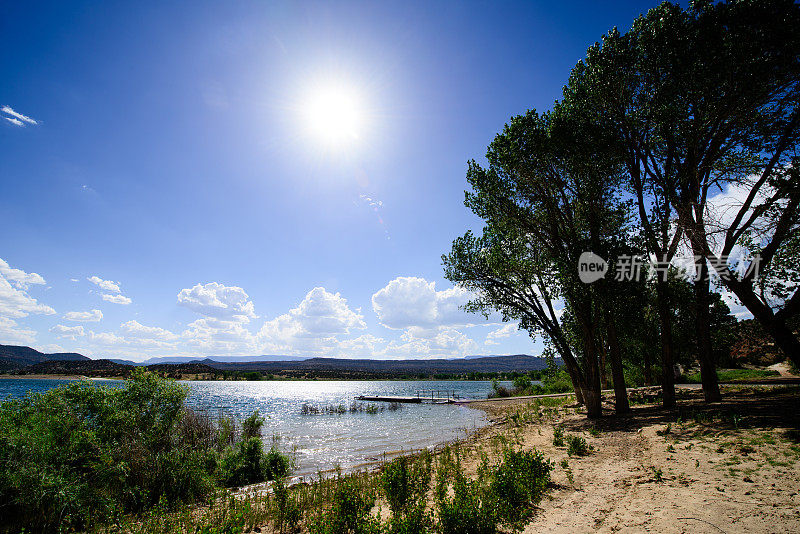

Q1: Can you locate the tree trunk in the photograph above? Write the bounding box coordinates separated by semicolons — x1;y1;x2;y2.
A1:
598;331;609;390
605;316;631;414
655;280;676;409
694;257;721;402
580;316;604;419
643;348;653;386
564;363;586;405
582;385;603;419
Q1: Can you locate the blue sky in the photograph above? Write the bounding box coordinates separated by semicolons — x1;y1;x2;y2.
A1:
1;1;662;361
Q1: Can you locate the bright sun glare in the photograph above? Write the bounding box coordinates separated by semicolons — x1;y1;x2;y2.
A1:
303;84;363;147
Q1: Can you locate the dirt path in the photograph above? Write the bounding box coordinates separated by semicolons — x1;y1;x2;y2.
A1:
470;386;800;533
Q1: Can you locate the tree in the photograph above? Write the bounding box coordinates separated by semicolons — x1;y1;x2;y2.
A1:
562;0;800;399
445;108;633;418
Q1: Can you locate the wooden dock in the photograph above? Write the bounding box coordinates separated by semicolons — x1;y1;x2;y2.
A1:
356;389;461;404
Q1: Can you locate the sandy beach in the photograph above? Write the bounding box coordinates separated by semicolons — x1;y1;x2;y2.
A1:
459;385;800;533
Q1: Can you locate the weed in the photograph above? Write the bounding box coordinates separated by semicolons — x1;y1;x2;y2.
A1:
552;426;565;447
566;435;592;457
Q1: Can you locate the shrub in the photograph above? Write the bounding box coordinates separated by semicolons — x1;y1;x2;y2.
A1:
435;468;497;534
310;476;379;534
274;477;302;533
489;448;553;525
242;410;265;440
380;453;433;534
552;426;565;447
0;370;288;532
566;435;591;456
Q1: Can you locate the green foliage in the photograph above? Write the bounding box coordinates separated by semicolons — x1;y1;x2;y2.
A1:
310;476;379;534
274;477;302;533
0;370;290;532
566;435;591;457
489;448;553;526
552;426;565;447
380;453;433;534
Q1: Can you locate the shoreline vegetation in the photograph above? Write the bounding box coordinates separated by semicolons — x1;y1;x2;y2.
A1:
3;372;797;533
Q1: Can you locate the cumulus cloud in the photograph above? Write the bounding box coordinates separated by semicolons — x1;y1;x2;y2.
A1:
371;277;475;329
102;294;132;305
0;258;46;290
2;105;38;126
0;260;55;319
50;324;85;340
0;316;37;344
259;287;366;353
177;282;256;321
64;309;103;322
485;323;519;345
121;320;179;341
183;317;258;354
381;326;478;359
88;275;121;293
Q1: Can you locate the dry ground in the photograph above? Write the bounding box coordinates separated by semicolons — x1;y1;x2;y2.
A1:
467;386;800;533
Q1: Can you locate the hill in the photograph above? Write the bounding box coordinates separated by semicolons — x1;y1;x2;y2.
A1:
198;354;554;376
0;344;89;372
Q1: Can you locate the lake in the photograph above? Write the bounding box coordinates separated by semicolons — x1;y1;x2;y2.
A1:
0;378;503;477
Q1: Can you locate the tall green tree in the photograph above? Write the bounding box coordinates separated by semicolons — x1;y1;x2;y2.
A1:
445;108;633;418
563;0;800;399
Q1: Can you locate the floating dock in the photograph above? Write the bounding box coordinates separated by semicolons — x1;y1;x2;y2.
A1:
356;389;461;404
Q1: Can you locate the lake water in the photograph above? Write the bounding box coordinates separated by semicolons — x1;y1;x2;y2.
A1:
0;379;502;476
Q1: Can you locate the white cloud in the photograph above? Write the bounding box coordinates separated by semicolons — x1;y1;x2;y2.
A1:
382;326;478;359
88;275;121;293
371;277;475;329
2;105;38;125
121;320;179;342
259;287;366;353
0;258;46;290
64;309;103;322
4;117;23;126
359;194;383;208
485;323;519;345
183;317;258;354
102;294;132;305
0;317;37;344
177;282;256;321
0;261;56;319
50;324;85;340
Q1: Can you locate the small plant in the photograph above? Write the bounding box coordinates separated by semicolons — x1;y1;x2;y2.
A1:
274;477;301;533
588;427;601;437
651;466;664;483
552;426;565;447
560;458;574;487
310;476;379;534
566;435;591;456
656;423;672;436
666;444;676;453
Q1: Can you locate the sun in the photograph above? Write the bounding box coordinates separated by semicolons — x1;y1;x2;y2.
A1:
303;83;363;147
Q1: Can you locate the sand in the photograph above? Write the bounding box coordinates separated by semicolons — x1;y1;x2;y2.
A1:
464;386;800;533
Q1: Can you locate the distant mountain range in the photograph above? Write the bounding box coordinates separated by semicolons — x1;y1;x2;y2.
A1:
138;354;311;365
0;344;89;372
1;344;558;378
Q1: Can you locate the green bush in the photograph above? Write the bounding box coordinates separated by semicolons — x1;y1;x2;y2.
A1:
489;448;553;525
552;426;565;447
0;370;288;532
310;476;380;534
380;453;433;534
566;435;591;456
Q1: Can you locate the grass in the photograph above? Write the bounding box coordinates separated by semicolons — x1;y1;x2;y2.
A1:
682;368;780;384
